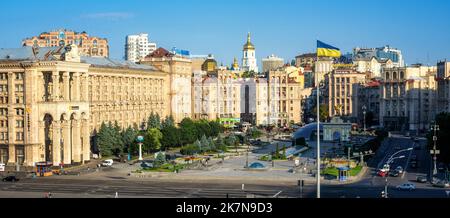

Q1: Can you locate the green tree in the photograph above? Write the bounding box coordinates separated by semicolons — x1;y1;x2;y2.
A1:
154;152;166;167
195;120;212;138
161;115;175;129
122;126;138;155
275;144;280;159
161;125;180;149
97;122;114;156
180;118;198;145
200;135;210;152
209;120;223;137
313;104;329;121
194;140;202;153
208;137;216;151
147;112;161;130
144;128;163;153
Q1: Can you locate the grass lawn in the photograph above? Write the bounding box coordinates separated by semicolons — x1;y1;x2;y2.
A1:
322;166;363;177
139;163;186;173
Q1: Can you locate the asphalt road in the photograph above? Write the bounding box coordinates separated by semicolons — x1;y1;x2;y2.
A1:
1;135;448;198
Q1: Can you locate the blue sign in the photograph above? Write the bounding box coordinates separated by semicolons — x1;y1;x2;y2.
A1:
136;136;144;143
172;47;190;56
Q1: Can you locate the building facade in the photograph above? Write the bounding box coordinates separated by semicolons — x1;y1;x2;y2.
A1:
140;48;192;124
436;60;450;114
22;29;109;57
0;45;170;167
325;69;367;120
380;65;437;132
125;33;157;63
262;54;284;73
353;46;404;68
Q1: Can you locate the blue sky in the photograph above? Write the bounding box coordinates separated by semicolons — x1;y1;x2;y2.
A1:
1;0;449;67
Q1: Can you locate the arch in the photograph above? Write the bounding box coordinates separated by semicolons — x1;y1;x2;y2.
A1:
385;72;390;80
400;71;405;79
393;72;397;80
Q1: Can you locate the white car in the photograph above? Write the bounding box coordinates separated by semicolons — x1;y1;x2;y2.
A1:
101;159;114;167
396;183;416;191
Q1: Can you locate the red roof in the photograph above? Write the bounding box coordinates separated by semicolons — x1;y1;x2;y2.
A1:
146;47;174;58
366;80;381;87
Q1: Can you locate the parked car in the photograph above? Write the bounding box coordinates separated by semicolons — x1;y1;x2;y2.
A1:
101;159;114;167
395;166;404;174
396;183;416;191
2;176;18;182
416;176;427;183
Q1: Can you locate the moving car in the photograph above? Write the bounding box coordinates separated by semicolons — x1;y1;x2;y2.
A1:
389;171;399;177
378;170;388;177
395;166;404;174
416;176;427;183
432;181;450;188
101;159;114;167
2;176;18;182
396;183;416;191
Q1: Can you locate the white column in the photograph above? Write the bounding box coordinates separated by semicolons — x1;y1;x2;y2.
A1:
52;71;60;101
73;72;80;101
52;120;61;166
82;119;90;162
62;120;72;165
71;119;81;163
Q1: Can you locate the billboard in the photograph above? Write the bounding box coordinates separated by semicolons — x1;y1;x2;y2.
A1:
172;47;190;56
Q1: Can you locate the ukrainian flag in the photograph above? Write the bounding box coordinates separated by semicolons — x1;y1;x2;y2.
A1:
317;40;341;58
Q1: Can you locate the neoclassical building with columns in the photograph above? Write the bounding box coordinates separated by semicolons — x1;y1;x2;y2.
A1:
0;45;170;167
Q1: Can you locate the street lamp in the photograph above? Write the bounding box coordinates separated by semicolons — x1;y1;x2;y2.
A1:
136;135;144;161
362;105;367;133
430;124;440;177
381;147;412;198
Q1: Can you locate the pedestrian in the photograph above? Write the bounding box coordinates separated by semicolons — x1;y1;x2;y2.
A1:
115;192;119;198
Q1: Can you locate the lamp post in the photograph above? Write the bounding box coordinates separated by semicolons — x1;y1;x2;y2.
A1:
136;135;144;161
430;124;440;177
362;105;367;133
382;147;412;198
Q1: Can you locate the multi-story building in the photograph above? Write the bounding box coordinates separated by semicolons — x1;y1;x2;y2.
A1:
436;60;450;113
140;47;192;124
357;80;381;127
324;69;367;120
380;65;437;132
295;53;316;67
353;46;404;68
241;33;259;73
125;33;157;63
267;66;305;126
0;45;170;167
315;57;334;85
353;56;382;78
262;54;284;73
22;29;109;57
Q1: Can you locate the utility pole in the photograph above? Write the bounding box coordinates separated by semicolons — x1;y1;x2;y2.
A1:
362;105;367;133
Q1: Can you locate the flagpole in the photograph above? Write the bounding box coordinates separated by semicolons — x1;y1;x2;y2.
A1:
316;51;321;199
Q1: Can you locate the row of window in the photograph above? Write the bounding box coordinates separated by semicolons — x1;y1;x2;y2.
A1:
0;132;24;141
0;73;23;80
0;147;24;165
0;108;24;116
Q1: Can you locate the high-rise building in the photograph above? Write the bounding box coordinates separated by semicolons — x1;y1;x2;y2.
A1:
125;33;157;63
353;45;404;67
242;33;259;73
22;29;109;57
262;54;284;73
